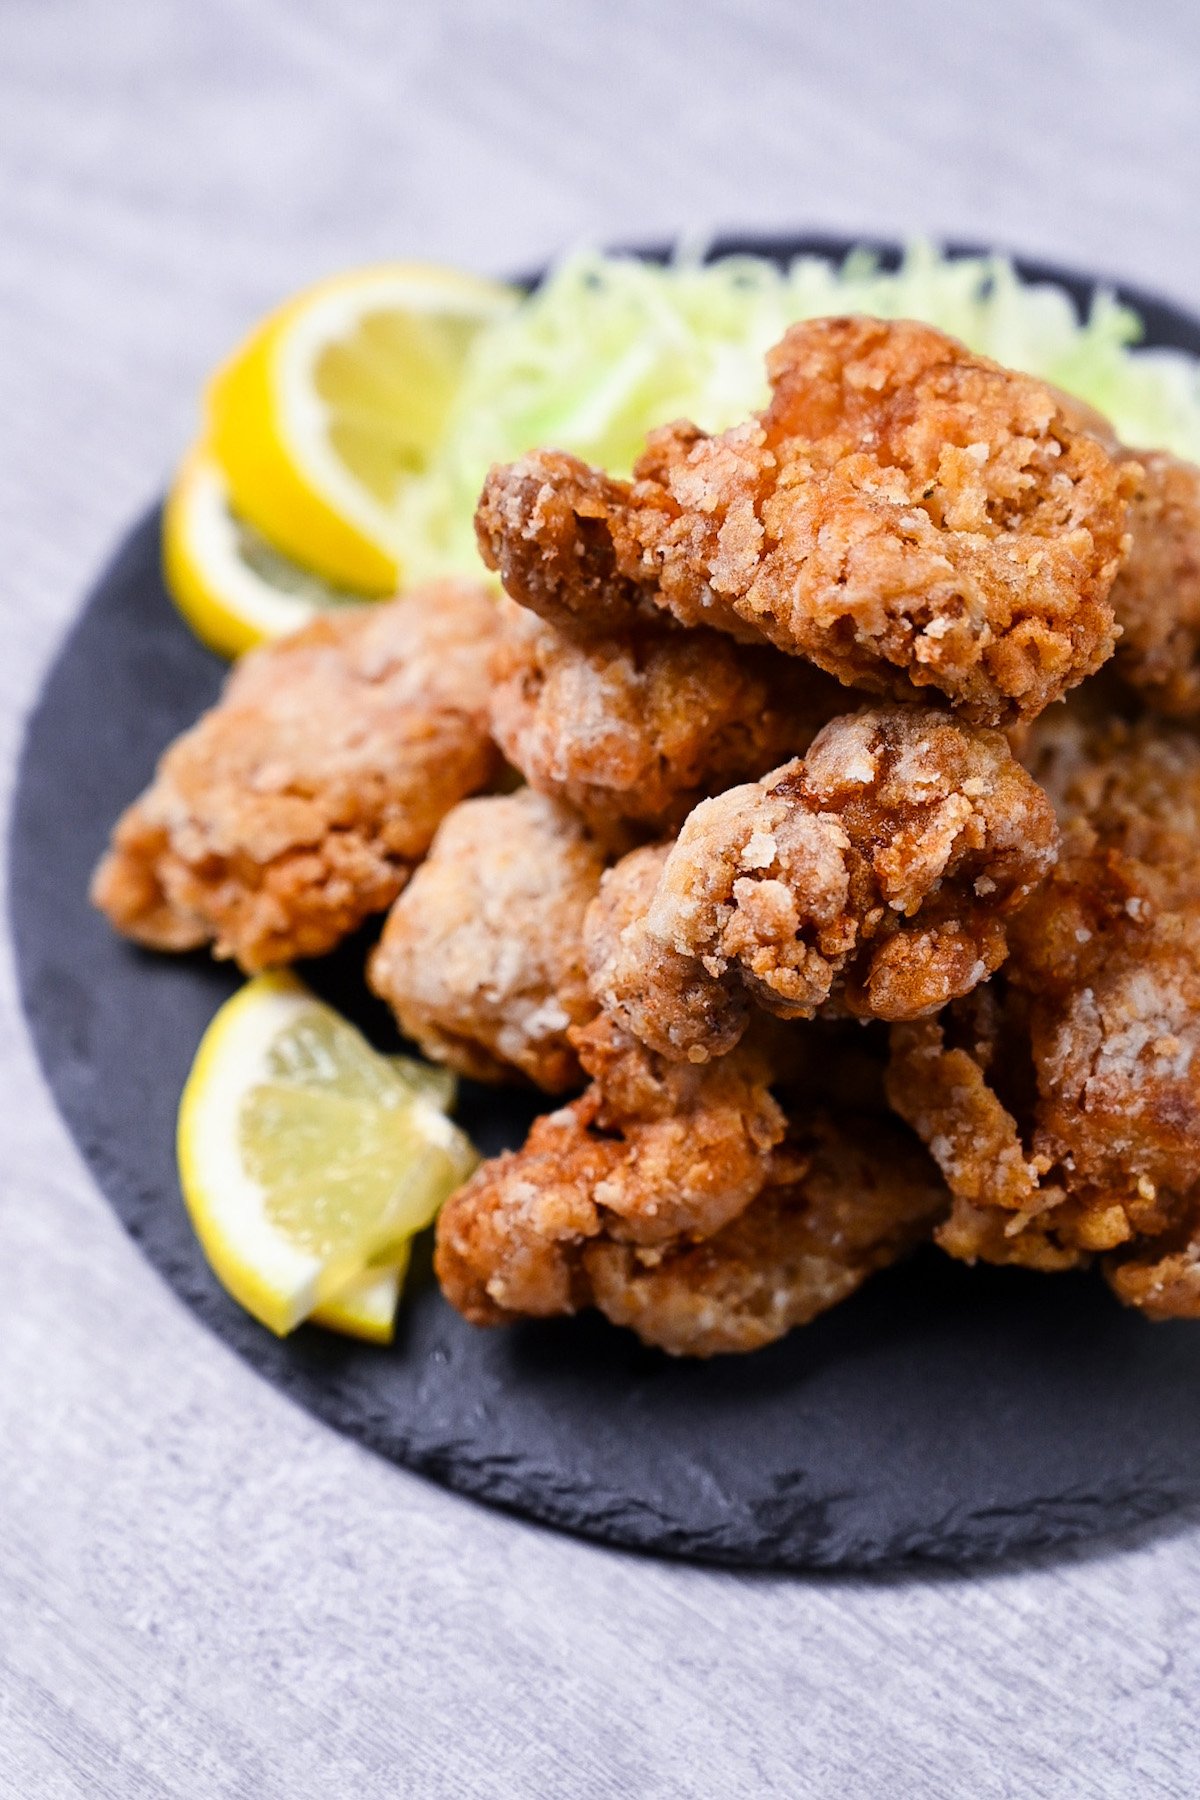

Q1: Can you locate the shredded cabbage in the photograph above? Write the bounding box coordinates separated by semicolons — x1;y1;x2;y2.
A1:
395;241;1200;578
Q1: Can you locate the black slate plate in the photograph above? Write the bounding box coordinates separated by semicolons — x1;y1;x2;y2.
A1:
13;237;1200;1571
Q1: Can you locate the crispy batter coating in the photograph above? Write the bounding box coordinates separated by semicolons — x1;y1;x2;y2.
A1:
488;595;844;839
368;789;604;1092
1105;1201;1200;1319
474;448;654;640
476;318;1136;725
592;706;1059;1061
887;992;1087;1274
91;583;502;971
434;1012;788;1327
436;1050;944;1355
1037;401;1200;719
887;711;1200;1304
1110;450;1200;717
585;1113;945;1355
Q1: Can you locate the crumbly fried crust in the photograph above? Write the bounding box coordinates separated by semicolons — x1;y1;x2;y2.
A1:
887;711;1200;1300
436;1075;943;1355
91;584;502;971
434;1011;788;1323
487;595;844;839
585;1112;945;1355
1105;1203;1200;1319
887;998;1086;1274
1015;400;1200;718
368;789;604;1092
1110;450;1200;717
476;318;1136;724
592;706;1058;1060
474;448;656;640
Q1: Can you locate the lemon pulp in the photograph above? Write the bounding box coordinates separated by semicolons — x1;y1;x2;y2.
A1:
163;448;366;660
205;266;517;593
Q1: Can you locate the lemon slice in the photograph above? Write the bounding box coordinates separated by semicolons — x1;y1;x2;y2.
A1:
307;1056;457;1343
311;1244;412;1344
385;1054;458;1113
205;264;517;594
163;447;370;659
307;1061;454;1342
177;972;476;1335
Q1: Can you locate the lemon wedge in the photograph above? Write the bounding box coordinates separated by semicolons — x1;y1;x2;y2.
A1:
177;972;476;1336
384;1054;458;1112
307;1055;457;1343
310;1245;412;1344
163;447;370;659
204;264;517;594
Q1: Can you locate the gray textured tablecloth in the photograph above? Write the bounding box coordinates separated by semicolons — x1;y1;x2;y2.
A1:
4;3;1200;1794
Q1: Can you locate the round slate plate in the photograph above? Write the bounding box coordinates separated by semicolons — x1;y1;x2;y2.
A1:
13;238;1200;1571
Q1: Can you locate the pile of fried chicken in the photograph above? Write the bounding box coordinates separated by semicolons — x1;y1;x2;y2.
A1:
92;317;1200;1355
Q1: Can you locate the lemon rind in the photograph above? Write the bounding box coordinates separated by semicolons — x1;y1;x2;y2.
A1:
178;973;324;1335
164;450;326;659
311;1244;412;1344
276;268;517;553
205;263;517;593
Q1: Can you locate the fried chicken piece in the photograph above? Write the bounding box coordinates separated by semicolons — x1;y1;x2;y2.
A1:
887;991;1088;1274
436;1032;944;1354
436;843;945;1353
488;596;845;839
368;789;604;1092
475;447;658;641
1037;398;1200;719
1109;450;1200;717
435;1012;789;1325
476;318;1137;725
1105;1201;1200;1319
592;706;1059;1061
887;711;1200;1302
91;583;502;971
585;1112;945;1355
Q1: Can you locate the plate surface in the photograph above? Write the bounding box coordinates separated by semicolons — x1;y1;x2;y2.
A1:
13;239;1200;1570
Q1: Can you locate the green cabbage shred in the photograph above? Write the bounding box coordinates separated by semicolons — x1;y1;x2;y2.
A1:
395;241;1200;578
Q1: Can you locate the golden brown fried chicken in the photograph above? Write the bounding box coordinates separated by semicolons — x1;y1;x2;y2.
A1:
475;448;656;640
436;1004;944;1355
591;706;1059;1062
435;1011;789;1326
1037;399;1200;719
488;596;845;840
887;711;1200;1309
434;835;944;1354
368;789;604;1092
584;1112;945;1356
1105;1202;1200;1319
1109;450;1200;717
476;318;1137;725
91;583;502;971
